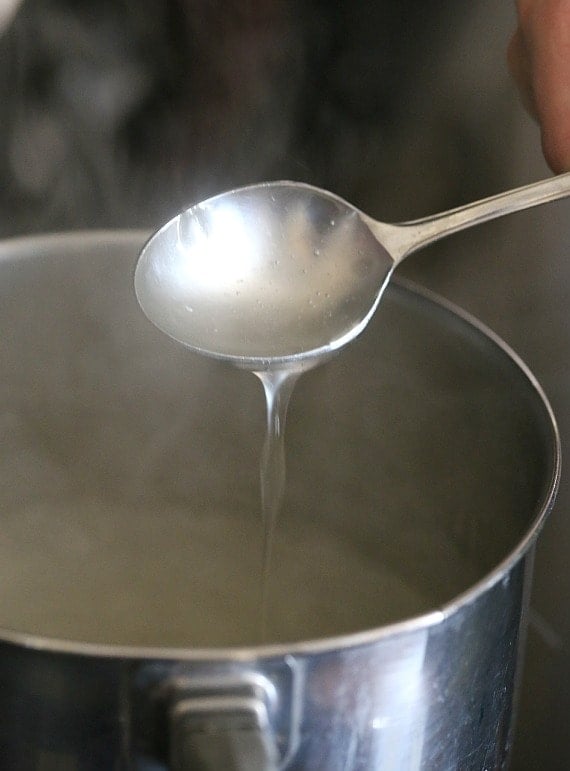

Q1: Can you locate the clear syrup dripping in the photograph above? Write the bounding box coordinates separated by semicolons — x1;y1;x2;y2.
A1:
254;366;302;639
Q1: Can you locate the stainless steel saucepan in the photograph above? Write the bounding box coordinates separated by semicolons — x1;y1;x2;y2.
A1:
0;231;558;770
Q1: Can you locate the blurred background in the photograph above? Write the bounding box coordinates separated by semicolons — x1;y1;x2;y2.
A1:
0;0;569;767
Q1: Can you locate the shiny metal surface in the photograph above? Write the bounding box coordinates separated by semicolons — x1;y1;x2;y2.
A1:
134;175;570;367
0;232;558;769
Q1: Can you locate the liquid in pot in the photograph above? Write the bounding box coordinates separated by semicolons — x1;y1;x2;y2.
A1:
0;495;431;647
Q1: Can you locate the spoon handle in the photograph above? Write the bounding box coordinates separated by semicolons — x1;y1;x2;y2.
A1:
388;171;570;263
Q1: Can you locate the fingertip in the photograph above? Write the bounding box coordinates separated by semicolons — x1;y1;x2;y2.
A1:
541;129;570;173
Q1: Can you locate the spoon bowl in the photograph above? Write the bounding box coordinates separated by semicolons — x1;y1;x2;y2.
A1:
135;175;570;366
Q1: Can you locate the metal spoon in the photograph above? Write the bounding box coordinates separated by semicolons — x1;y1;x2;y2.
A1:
135;174;570;368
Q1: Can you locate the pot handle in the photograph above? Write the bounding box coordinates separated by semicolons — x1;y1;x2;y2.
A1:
169;691;278;771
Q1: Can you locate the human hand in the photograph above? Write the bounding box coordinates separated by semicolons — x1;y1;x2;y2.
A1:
508;0;570;172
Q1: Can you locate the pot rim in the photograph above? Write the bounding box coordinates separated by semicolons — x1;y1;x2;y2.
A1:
0;230;561;661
